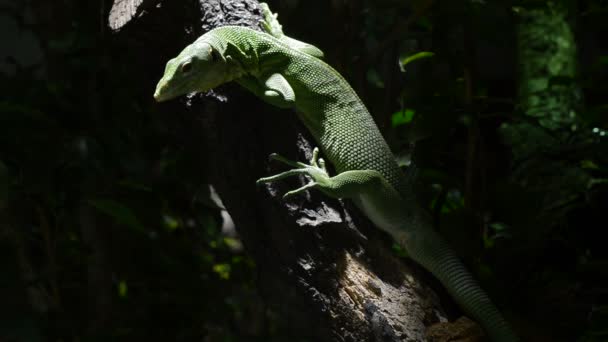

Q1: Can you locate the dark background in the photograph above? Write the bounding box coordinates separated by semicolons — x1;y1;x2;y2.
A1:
1;0;607;341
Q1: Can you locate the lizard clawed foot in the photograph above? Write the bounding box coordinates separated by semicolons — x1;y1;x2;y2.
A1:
256;147;331;199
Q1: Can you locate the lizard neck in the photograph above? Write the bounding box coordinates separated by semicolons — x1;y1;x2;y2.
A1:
205;28;260;78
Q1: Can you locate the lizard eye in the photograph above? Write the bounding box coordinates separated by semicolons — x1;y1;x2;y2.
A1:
180;60;192;73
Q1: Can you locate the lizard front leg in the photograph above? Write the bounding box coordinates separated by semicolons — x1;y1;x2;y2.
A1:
236;73;295;109
257;147;380;198
257;148;408;235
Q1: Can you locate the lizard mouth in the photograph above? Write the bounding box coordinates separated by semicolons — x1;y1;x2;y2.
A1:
153;76;176;102
153;85;168;102
153;77;195;102
154;68;223;102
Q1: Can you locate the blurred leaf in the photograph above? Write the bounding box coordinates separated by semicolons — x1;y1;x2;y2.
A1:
392;242;409;258
500;122;558;161
394;152;412;168
399;51;434;72
0;101;47;120
118;280;128;298
579;305;608;341
200;211;220;231
489;222;508;232
163;214;180;231
581;160;600;170
434;189;464;214
484;222;512;249
213;263;231;280
483;233;495;249
223;237;243;251
483;222;511;249
391;108;416;127
87;199;144;232
366;68;384;88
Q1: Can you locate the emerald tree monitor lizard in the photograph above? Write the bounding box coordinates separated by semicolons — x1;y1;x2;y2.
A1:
153;4;518;341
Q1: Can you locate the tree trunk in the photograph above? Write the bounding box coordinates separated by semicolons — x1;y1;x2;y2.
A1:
112;0;464;340
515;1;581;131
501;1;588;228
499;3;592;339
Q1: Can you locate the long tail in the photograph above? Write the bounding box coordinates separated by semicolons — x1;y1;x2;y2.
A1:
402;221;519;342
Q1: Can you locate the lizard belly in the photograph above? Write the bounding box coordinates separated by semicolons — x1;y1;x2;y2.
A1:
354;195;405;239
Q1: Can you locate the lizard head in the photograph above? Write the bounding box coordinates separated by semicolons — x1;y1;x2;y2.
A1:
154;39;233;102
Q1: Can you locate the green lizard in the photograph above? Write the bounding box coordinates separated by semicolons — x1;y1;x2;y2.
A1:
154;4;518;341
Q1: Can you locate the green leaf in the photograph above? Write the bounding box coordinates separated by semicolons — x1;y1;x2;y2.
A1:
483;222;510;250
391;108;416;127
581;160;600;170
488;222;508;232
366;69;384;88
391;242;409;258
162;214;180;231
483;233;495;249
437;189;464;214
87;199;144;232
399;51;434;72
223;237;243;251
212;263;231;280
117;280;128;298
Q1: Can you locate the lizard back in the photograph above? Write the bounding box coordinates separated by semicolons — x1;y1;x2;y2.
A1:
210;26;412;198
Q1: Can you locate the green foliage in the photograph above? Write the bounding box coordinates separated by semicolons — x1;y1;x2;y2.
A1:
117;280;128;298
578;306;608;341
88;199;145;232
398;51;434;72
365;68;385;88
212;263;232;280
391;242;409;258
391;108;416;127
378;1;608;339
0;3;259;341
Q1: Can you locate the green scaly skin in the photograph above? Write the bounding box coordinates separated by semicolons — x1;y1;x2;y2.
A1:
154;5;518;341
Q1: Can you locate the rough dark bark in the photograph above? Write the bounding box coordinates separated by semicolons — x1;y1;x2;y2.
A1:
111;0;459;340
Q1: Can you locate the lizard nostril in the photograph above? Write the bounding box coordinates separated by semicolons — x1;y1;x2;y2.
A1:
156;84;168;95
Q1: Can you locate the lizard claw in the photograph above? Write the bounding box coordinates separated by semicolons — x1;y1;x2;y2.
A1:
282;182;317;199
258;147;331;197
269;153;307;168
